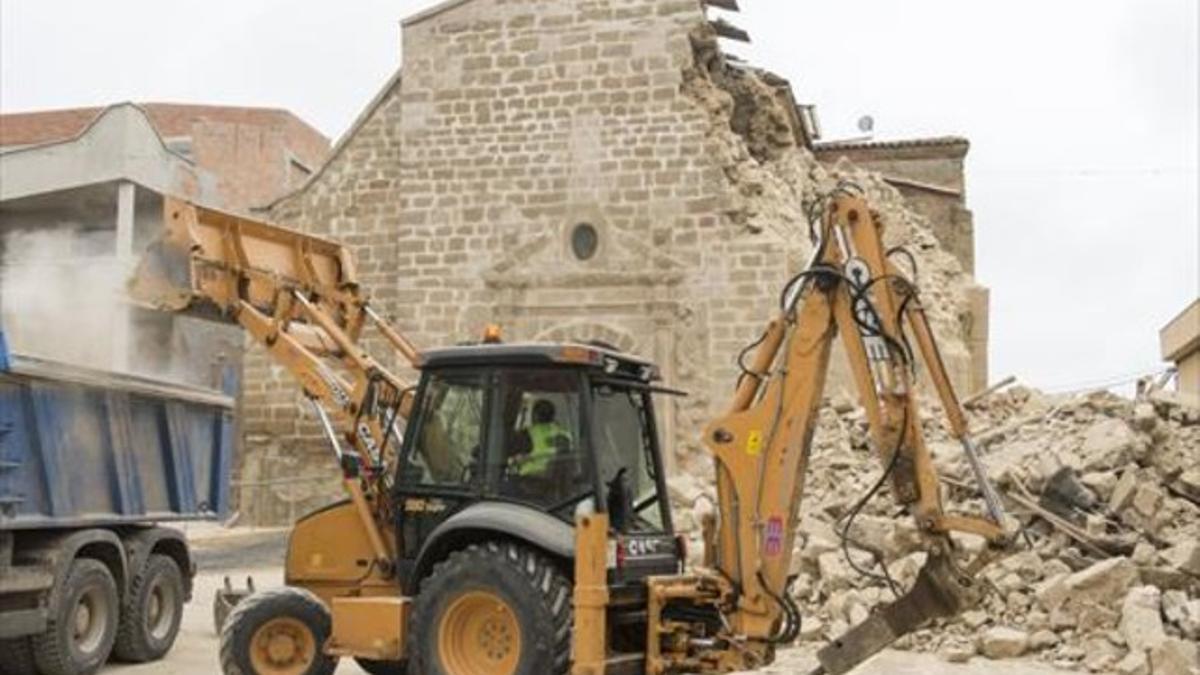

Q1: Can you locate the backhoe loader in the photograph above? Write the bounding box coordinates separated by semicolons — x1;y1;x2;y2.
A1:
131;187;1012;675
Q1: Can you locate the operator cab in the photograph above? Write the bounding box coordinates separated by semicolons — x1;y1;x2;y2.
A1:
393;342;679;588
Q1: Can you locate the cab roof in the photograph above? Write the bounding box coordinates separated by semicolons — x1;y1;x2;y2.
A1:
418;342;661;382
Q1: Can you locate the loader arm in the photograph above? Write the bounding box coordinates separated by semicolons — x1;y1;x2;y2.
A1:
699;192;1011;673
131;197;422;568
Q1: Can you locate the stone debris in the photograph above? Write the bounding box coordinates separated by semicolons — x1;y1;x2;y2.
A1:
1119;586;1167;653
669;378;1200;667
979;627;1030;659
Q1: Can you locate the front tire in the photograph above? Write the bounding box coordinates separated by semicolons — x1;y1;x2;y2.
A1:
408;541;572;675
32;558;120;675
218;587;337;675
113;553;185;662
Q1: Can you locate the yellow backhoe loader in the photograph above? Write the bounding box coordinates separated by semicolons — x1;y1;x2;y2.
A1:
131;187;1013;675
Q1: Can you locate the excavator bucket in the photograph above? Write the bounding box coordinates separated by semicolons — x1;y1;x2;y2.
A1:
128;196;359;321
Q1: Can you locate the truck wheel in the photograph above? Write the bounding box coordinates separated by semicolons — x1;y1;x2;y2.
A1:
218;587;337;675
113;554;184;662
408;541;571;675
0;638;37;675
32;557;119;675
355;658;407;674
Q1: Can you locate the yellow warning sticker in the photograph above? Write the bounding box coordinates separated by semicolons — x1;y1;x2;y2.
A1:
746;430;763;456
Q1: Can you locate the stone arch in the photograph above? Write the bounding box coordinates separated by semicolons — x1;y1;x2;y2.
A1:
534;321;638;353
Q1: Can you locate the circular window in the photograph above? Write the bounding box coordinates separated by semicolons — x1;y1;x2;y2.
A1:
571;223;599;261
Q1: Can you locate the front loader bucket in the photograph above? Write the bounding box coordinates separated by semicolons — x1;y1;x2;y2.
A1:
213;575;256;634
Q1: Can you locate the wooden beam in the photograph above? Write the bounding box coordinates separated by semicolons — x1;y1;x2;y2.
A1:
710;18;751;43
703;0;740;11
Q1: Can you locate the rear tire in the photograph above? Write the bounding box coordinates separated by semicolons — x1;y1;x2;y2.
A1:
32;558;120;675
0;638;37;675
408;541;572;675
113;553;184;662
218;587;337;675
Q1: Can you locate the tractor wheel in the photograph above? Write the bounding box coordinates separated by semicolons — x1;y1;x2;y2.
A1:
218;587;337;675
113;554;185;662
355;657;407;674
0;638;37;675
32;558;120;675
408;541;571;675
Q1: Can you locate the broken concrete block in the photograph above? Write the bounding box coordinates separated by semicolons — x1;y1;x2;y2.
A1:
1130;483;1163;519
1162;591;1200;640
1132;402;1158;432
1149;638;1200;675
1131;542;1158;566
939;640;976;663
1081;635;1123;672
1119;586;1167;652
1066;557;1138;606
1164;541;1200;577
978;626;1029;659
1110;468;1140;512
798;616;824;642
1028;629;1060;651
1116;650;1150;675
1080;418;1137;471
1035;573;1071;612
961;610;989;629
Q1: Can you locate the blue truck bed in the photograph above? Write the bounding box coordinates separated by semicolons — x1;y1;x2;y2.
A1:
0;333;236;531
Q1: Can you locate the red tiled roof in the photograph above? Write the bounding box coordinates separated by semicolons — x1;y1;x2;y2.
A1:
0;102;328;148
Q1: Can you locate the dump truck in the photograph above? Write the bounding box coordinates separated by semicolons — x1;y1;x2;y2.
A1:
0;328;236;675
131;191;1013;675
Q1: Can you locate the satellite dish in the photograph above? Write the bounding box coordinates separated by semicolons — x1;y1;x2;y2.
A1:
857;115;875;133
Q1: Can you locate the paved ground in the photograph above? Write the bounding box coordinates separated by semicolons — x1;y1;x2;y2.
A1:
97;528;1073;674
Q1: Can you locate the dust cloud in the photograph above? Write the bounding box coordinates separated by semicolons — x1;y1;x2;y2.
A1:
0;227;238;391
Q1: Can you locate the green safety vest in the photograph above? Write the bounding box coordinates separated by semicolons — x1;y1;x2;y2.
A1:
519;423;569;476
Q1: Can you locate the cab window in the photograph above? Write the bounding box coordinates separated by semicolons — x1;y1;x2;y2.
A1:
592;383;665;532
492;369;588;510
401;371;486;488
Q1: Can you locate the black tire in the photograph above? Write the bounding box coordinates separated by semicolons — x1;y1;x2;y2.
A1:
0;638;37;675
113;554;185;662
218;587;337;675
32;557;120;675
355;657;407;674
408;541;572;675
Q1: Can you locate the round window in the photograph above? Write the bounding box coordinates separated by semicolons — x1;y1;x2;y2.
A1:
571;223;599;261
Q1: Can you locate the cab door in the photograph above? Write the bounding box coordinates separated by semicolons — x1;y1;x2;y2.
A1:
394;368;491;566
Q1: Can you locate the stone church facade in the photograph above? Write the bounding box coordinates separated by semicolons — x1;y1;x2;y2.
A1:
237;0;988;522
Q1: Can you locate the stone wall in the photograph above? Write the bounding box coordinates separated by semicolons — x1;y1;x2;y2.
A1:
239;0;988;522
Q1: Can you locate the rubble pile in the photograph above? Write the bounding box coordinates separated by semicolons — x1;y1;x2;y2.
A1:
670;385;1200;672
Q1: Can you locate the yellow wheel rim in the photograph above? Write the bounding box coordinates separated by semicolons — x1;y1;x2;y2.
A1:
437;590;522;675
249;617;317;675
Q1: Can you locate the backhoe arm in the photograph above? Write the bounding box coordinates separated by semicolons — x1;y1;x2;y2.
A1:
702;192;1010;672
131;197;423;566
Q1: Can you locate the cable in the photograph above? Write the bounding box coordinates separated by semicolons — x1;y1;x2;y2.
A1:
835;405;909;599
